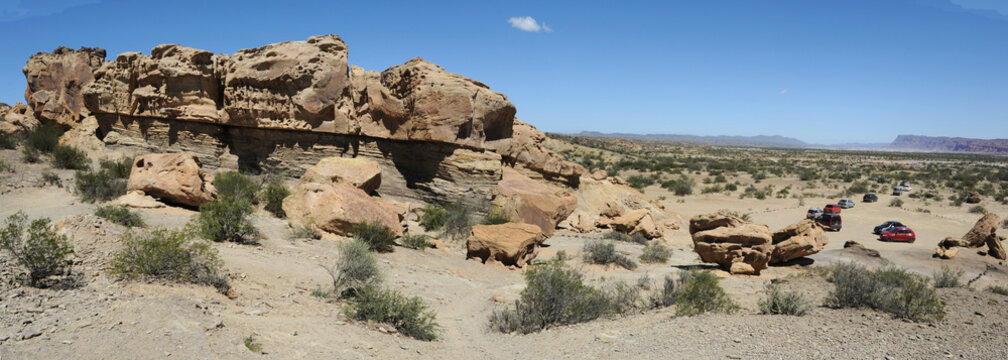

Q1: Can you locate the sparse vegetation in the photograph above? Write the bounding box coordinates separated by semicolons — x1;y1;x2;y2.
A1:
99;157;134;178
826;263;945;323
968;205;987;214
213;171;259;204
21;147;39;163
243;334;262;353
51;144;89;170
345;285;439;341
326;239;381;298
261;180;289;218
110;227;230;293
0;159;11;173
0;212;74;286
400;233;432;250
669;270;738;316
932;265;964;288
0;129;16;149
25;123;60;153
73;159;132;202
987;285;1008;296
420;203;447;231
758;283;810;316
39;170;60;186
442;199;475;241
95;205;146;228
582;239;637;270
483;204;512;225
718;209;752;222
352;221;396;252
289;224;321;240
889;198;903;208
196;195;258;244
639;241;672;263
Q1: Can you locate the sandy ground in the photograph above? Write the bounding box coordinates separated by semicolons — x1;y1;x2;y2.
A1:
2;147;1008;359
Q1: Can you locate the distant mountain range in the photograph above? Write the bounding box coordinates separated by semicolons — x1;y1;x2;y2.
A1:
570;132;1008;154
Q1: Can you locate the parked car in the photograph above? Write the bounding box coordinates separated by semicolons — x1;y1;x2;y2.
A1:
874;221;906;234
892;186;902;196
817;213;842;231
863;193;878;203
806;208;823;219
899;180;912;191
838;199;855;209
823;204;841;214
880;227;916;242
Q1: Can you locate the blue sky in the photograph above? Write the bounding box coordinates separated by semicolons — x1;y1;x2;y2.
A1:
1;0;1006;144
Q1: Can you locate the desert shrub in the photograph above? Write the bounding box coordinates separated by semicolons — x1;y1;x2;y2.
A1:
25;123;60;153
110;227;230;293
987;285;1008;296
650;275;679;308
932;265;964;288
0;159;10;173
95;205;145;228
603;230;632;242
889;198;903;208
420;203;447;231
758;283;810;316
74;169;127;202
400;233;432;250
289;224;321;240
639;241;672;263
717;209;752;222
51;145;89;170
661;176;694;196
0;212;74;286
725;183;738;191
243;334;262;353
261;182;289;218
825;263;944;322
488;261;629;334
483;204;512;225
326;239;381;297
582;239;637;270
847;181;870;195
0;129;16;149
352;221;396;252
1002;219;1008;230
21;147;40;163
99;157;133;178
672;270;738;316
346;286;439;341
39;170;60;186
213;171;258;205
442;199;474;241
196;196;258;244
554;249;568;261
968;205;987;214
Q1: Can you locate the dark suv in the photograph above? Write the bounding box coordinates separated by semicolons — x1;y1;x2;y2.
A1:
817;213;842;231
863;193;878;203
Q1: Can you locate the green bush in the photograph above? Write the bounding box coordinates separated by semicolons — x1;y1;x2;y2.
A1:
99;157;134;178
346;286;439;341
39;170;60;187
0;212;74;286
74;169;127;202
442;199;474;241
758;283;810;316
825;263;945;322
889;198;903;208
987;285;1008;296
196;196;258;244
289;224;321;240
419;203;447;231
932;265;964;288
0;129;16;149
243;334;262;353
400;233;432;250
26;123;61;153
110;227;229;293
661;176;695;196
325;239;381;298
213;171;258;204
352;221;397;252
639;241;672;263
483;204;512;225
95;205;146;228
261;182;289;218
21;147;40;163
51;145;89;170
488;261;634;334
671;270;738;316
582;239;637;270
968;205;987;214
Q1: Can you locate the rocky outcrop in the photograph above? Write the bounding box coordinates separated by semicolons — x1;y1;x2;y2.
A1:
689;213;772;275
962;213;1000;248
283;182;403;237
569;176;680;238
300;157;382;194
488;119;585;186
127;152;217;207
495;167;576;236
23;46;106;129
596;208;662;239
467;223;544;267
934;214;1005;260
770;219;828;264
0;102;39;134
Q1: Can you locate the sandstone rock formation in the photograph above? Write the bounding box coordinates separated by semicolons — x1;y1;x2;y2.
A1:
488;119;586;186
689;213;772;275
23;46;106;128
300;157;382;194
596;208;662;239
127;152;217;207
283;182;403;237
966;192;982;204
467;223;544;267
0;102;39;134
568;176;680;238
770;219;829;264
934;214;1005;260
843;240;881;258
495;167;576;236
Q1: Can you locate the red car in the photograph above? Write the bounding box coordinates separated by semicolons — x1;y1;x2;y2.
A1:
823;204;842;214
880;227;916;242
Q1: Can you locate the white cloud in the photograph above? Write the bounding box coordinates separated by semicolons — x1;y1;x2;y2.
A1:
508;16;549;32
779;89;789;95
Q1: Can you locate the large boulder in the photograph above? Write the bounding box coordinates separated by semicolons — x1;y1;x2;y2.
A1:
0;102;39;134
962;213;1000;247
934;214;1005;260
689;213;772;275
127;152;216;207
572;176;681;236
596;208;663;239
770;219;828;264
966;192;982;204
23;46;106;129
495;167;576;236
467;223;544;267
988;235;1007;260
282;182;403;236
488;119;585;186
300;157;381;194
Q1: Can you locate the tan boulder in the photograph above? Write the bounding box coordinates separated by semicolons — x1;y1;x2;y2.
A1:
110;190;166;209
933;245;959;259
590;169;608;181
283;182;402;236
962;213;1000;247
559;210;598;233
467;223;544;267
966;192;982;204
0;103;39;134
689;213;772;275
300;157;382;194
770;219;829;264
988;235;1007;260
58;116;104;154
598;208;662;239
23;46;106;128
127;152;216;207
573;176;681;238
496;167;577;236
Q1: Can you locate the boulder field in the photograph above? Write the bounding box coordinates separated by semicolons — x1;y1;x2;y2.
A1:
688;213;829;274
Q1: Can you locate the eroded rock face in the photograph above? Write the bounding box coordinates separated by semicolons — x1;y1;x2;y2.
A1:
300;156;381;194
127;152;216;207
689;213;772;275
468;223;544;267
495;167;576;236
596;208;662;239
0;102;39;134
963;213;999;248
488;119;585;186
934;214;1005;260
23;46;106;128
282;182;403;237
770;219;828;264
570;176;680;237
